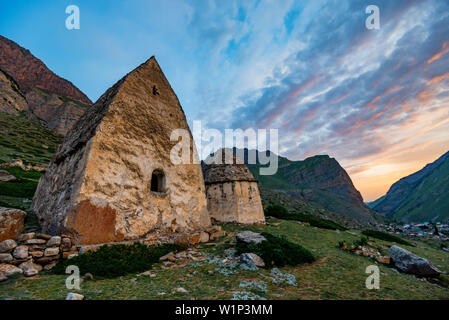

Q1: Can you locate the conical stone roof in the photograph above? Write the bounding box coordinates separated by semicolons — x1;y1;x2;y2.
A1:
202;149;257;185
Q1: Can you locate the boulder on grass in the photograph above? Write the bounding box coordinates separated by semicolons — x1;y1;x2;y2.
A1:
0;170;17;182
66;293;84;300
0;208;27;242
19;260;38;277
389;245;442;277
240;253;265;267
236;231;266;244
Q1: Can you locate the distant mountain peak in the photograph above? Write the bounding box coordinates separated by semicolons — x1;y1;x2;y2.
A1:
0;35;92;134
0;35;91;105
231;148;377;226
372;150;449;222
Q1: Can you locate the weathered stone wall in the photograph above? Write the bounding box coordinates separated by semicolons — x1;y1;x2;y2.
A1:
32;57;210;245
205;181;265;225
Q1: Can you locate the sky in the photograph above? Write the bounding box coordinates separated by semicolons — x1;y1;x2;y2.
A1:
1;0;448;201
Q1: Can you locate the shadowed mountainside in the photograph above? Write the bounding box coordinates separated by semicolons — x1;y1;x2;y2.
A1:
371;150;449;223
0;35;91;134
231;148;378;226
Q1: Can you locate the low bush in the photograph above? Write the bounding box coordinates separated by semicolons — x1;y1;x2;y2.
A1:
265;204;347;231
236;232;316;268
361;230;414;246
0;180;38;198
53;242;187;278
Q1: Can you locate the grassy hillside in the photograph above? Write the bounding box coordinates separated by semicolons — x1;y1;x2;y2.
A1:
0;111;62;165
247;152;378;226
392;156;449;222
1;219;447;300
372;151;449;222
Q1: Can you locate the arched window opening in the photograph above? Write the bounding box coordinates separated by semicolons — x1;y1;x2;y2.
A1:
151;169;166;193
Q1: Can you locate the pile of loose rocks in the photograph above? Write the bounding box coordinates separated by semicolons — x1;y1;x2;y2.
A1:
0;226;227;282
0;233;77;281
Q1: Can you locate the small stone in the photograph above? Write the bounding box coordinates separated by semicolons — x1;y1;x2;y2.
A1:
36;234;52;240
175;287;188;293
44;247;60;256
209;230;226;240
207;226;222;235
29;250;44;258
0;263;23;276
62;251;78;259
12;245;28;259
78;245;101;255
67;254;78;260
33;263;43;272
36;255;59;264
0;239;17;253
200;231;210;243
46;236;61;247
175;251;187;259
0;274;7;282
19;260;38;277
0;208;26;241
84;273;94;281
208;270;214;275
61;238;72;251
17;233;35;242
240;253;265;267
130;278;137;282
376;256;391;265
236;231;266;244
25;239;47;245
159;252;174;262
0;170;17;182
150;273;157;278
44;261;57;270
0;253;13;263
66;293;84;300
29;244;46;250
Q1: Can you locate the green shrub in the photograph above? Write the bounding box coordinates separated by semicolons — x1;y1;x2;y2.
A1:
354;236;369;247
265;204;289;217
236;232;315;268
53;242;187;278
361;230;414;246
265;204;347;231
0;180;38;198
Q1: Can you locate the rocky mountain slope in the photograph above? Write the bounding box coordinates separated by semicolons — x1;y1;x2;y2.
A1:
0;35;91;134
371;150;449;222
235;149;378;226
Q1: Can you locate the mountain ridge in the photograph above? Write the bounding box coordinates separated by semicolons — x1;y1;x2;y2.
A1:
232;148;378;226
0;35;91;134
372;150;449;222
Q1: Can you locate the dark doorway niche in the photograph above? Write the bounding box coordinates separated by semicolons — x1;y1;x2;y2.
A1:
151;169;165;192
